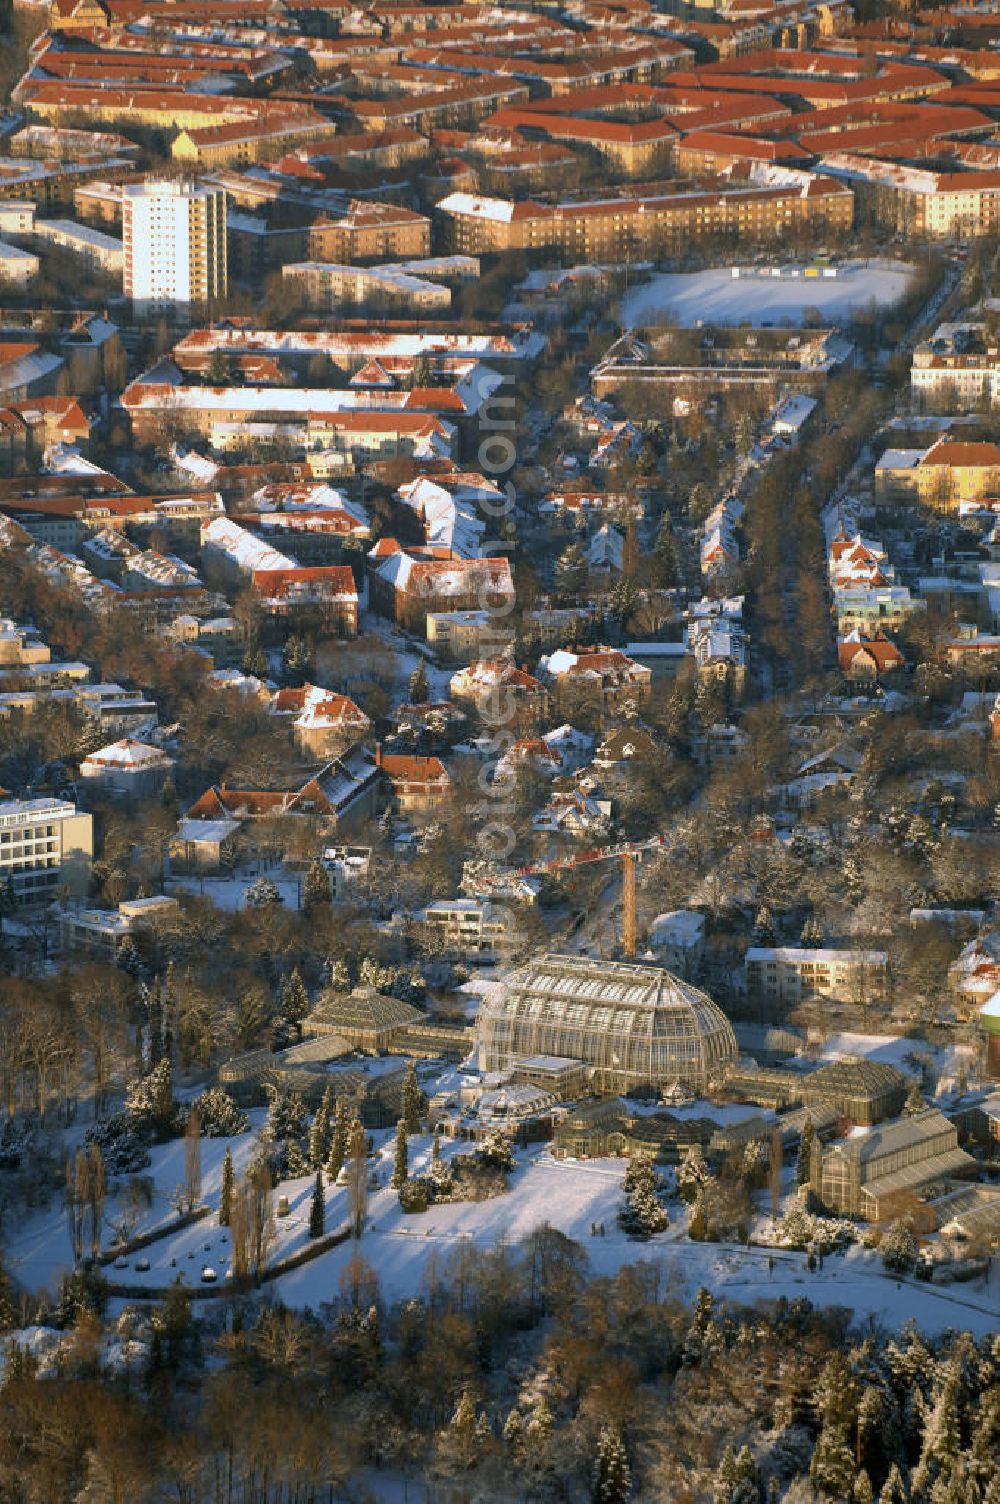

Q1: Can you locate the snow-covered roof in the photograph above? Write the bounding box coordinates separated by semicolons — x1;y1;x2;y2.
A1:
437;191;517;222
650;911;705;947
81;738;171;768
201;516;295;574
175;817;240;844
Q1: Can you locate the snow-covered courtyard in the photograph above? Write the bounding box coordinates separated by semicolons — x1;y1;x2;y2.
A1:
622;259;917;328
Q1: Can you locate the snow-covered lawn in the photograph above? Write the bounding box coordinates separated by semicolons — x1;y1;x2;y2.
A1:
166;867;304;912
277;1146;630;1307
356;613;454;707
622;259;916;329
273;1146;1000;1336
6;1122;264;1297
10;1125;998;1337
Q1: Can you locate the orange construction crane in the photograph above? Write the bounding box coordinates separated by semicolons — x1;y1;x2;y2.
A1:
493;835;669;959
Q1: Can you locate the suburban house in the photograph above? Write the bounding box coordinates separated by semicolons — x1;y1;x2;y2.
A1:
838;630;906;679
374;747;451;815
79;738;175;797
270;684;370;759
368;539;515;632
538;647;652;714
449;659;549;731
176;747;385;865
648;911;706;978
875;439;1000;510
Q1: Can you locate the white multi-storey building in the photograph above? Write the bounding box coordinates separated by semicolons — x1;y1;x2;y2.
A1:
122;180;226;314
0;797;93;904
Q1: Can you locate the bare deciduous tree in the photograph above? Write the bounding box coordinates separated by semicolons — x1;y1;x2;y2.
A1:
85;1142;106;1260
184;1106;202;1213
347;1118;368;1241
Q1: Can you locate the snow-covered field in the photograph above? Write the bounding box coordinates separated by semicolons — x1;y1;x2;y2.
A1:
7;1124;999;1336
622;260;916;329
7;1046;995;1337
166;867;304;912
6;1124;264;1297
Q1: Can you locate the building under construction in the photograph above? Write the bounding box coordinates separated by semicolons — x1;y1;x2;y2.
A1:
475;952;738;1096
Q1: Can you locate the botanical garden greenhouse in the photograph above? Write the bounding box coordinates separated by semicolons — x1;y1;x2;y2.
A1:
475;952;738;1095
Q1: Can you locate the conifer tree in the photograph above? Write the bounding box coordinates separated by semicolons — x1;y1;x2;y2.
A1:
592;1423;631;1504
408;659;430;704
621;518;639;580
854;1469;874;1504
392;1119;408;1191
903;1078;926;1116
450;1389;478;1469
148;977;163;1066
713;1445;738;1504
880;1219;917;1274
526;1397;553;1449
810;1422;857;1500
0;1255;14;1334
816;1351;858;1434
732;1445;758;1504
688;1188;710;1242
752;903;775;945
328;956;351;991
878;1463;908;1504
796;1116;816;1187
219;1147;234;1227
801;914;823;946
651;514;678;590
913;1364;962;1497
303;860;331;914
619;1152;667;1237
555;541;588;600
162;963;176;1062
327;1098;349;1180
402;1061;423;1134
677;1143;710;1204
309;1084;334;1170
503;1408;523;1458
309;1170;325;1238
280;969;309;1032
347;1117;368;1239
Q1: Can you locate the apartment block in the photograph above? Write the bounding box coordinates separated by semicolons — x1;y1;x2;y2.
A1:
875;439;1000;510
421;898;509;958
0;797;93;904
821;153;1000;237
306;201;431;263
745;946;889;1005
58;894;180;960
123;180;226;313
437;174;852;260
282;260;450;312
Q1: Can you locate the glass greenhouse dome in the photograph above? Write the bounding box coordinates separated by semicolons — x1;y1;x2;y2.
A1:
475;952;737;1094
